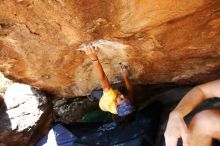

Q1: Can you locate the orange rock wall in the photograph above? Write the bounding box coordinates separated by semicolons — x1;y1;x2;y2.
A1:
0;0;220;97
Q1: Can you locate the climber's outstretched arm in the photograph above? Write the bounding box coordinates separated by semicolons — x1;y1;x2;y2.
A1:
120;63;134;102
84;44;111;92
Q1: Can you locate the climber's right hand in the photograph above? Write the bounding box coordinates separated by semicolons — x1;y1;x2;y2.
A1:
164;111;190;146
84;44;99;61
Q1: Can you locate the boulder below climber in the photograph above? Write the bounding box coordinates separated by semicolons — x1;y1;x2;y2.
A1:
0;83;52;146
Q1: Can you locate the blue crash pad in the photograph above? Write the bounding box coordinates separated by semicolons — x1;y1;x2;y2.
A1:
36;124;77;146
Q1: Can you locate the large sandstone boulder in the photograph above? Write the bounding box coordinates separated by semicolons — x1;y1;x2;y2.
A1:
0;0;220;97
0;83;52;146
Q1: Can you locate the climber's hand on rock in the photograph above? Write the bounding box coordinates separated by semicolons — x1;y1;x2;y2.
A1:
119;63;128;78
164;111;190;146
84;44;99;61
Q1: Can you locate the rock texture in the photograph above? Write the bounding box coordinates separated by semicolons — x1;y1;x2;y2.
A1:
0;0;220;97
0;83;52;146
53;97;99;123
0;95;3;107
0;73;13;96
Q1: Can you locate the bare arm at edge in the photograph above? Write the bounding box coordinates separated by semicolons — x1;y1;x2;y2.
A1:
174;79;220;117
164;79;220;146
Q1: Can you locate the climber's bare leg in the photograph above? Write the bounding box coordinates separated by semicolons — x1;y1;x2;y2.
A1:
189;109;220;146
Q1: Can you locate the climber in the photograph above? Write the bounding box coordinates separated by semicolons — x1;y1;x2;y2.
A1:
82;44;135;118
164;79;220;146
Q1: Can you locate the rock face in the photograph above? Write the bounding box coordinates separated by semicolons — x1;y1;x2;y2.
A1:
0;83;52;146
0;0;220;97
0;73;13;96
0;95;3;107
53;97;99;123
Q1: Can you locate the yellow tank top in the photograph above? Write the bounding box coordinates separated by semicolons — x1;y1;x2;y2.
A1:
99;88;120;114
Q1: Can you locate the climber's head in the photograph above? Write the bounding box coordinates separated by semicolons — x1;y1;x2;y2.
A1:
99;88;135;117
116;93;135;117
